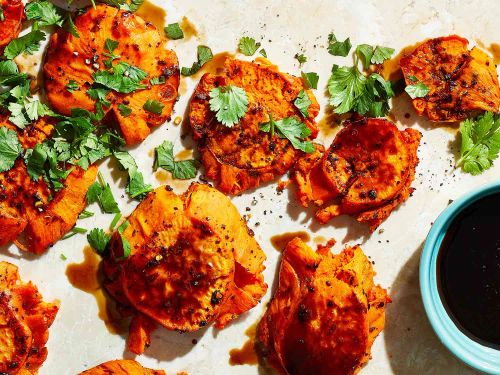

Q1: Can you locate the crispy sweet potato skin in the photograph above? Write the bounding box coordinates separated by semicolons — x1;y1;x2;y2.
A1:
43;4;180;145
0;116;98;253
0;262;59;374
189;58;319;195
294;117;421;231
400;35;500;122
0;0;23;53
257;238;389;375
103;183;267;354
79;360;166;375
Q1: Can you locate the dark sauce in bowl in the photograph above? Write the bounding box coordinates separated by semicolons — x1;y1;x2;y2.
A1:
438;193;500;349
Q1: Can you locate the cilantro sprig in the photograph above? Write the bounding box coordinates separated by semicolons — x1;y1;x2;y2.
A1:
154;140;199;180
0;127;22;172
259;114;314;153
327;39;395;117
209;85;249;127
457;112;500;175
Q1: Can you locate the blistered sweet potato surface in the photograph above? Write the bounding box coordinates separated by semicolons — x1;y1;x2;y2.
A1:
79;360;166;375
0;116;98;254
0;261;59;374
43;4;180;145
257;238;389;375
189;58;319;195
0;0;23;53
294;118;421;231
103;183;267;354
400;35;500;122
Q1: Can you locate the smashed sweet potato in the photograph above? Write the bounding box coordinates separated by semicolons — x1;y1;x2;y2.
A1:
103;183;267;354
189;58;319;195
293;117;421;231
257;237;389;375
0;261;59;374
0;0;24;53
0;116;98;254
79;360;166;375
43;4;180;145
400;35;500;122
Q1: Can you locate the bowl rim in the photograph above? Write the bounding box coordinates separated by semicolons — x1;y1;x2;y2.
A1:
420;181;500;375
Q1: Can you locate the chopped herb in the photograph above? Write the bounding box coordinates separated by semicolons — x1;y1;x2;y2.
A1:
117;220;131;258
294;90;312;118
259;49;267;58
259;114;314;153
62;226;87;240
4;30;46;60
143;99;164;115
295;53;307;66
66;80;80;92
239;36;261;56
87;228;111;254
0;5;4;22
405;81;430;99
118;103;132;117
87;172;120;213
92;62;148;94
110;212;122;229
301;71;319;90
25;0;64;27
0;127;22;173
154;140;199;180
457;112;500;175
114;151;152;200
209;85;248;127
63;15;79;38
181;45;213;76
78;210;94;219
150;76;166;85
165;23;184;40
327;33;351;57
60;254;67;261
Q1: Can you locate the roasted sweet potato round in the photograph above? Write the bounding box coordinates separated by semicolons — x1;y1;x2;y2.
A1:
0;116;98;254
257;237;389;375
189;58;319;195
103;183;267;354
400;35;500;122
43;4;180;145
0;262;59;374
0;0;23;53
80;360;166;375
293;117;421;231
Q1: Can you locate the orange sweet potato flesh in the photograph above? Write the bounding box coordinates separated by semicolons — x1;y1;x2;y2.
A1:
79;360;166;375
0;0;23;53
257;238;389;375
103;183;267;354
189;58;319;195
0;261;59;374
43;4;180;145
0;116;98;253
293;118;421;231
400;35;500;122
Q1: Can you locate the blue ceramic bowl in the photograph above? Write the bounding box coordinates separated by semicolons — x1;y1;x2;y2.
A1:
420;181;500;374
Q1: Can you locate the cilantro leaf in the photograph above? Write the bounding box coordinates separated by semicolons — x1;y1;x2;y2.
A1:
143;99;164;115
294;90;311;118
105;38;119;53
118;103;132;117
114;151;152;200
63;15;79;38
66;80;80;92
295;53;307;66
301;71;319;90
327;33;351;57
154;140;199;180
4;30;46;60
239;36;261;56
371;46;395;64
259;49;267;58
181;45;213;76
0;127;22;172
92;62;148;94
87;228;111;254
117;220;131;258
25;0;64;27
259;115;314;153
405;81;430;99
150;76;165;85
165;23;184;40
356;44;374;70
209;85;248;127
328;65;366;114
100;0;144;12
0;61;27;86
87;173;120;213
457;112;500;175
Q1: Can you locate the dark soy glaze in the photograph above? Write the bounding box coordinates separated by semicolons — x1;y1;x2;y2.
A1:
438;193;500;349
